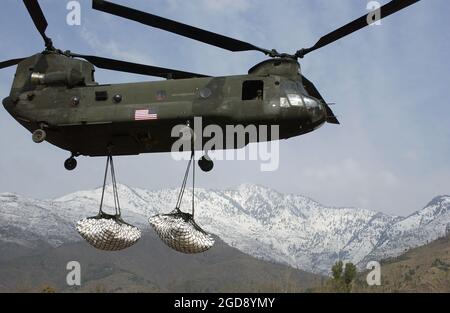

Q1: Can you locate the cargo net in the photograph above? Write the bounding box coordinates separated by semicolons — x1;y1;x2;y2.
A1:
77;213;141;251
150;138;215;254
76;156;141;251
150;209;214;254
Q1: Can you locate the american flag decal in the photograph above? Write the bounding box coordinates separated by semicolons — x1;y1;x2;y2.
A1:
134;109;158;121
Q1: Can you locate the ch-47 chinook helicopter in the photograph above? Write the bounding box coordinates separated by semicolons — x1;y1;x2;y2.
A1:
1;0;420;172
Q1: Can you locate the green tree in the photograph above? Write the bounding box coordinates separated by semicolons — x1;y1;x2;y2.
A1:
343;262;357;291
332;261;344;281
329;261;358;292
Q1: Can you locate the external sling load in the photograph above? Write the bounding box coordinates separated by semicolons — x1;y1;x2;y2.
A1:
149;147;215;254
77;156;141;251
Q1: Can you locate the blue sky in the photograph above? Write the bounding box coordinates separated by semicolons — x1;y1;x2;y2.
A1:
0;0;449;216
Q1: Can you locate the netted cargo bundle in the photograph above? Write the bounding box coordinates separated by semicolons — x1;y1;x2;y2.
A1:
77;213;141;251
77;156;141;251
149;132;215;254
149;209;215;254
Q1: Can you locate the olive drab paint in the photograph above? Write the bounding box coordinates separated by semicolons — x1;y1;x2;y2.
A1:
3;55;329;157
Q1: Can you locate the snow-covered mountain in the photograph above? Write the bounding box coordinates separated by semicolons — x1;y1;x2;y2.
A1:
0;184;449;275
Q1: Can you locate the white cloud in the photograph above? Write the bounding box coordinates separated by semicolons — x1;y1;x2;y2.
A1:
402;150;420;162
378;170;399;188
303;158;364;183
301;158;399;191
79;26;154;65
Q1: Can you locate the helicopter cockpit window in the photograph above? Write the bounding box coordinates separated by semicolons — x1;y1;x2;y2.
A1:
242;80;264;101
280;80;319;108
286;93;304;106
280;81;302;107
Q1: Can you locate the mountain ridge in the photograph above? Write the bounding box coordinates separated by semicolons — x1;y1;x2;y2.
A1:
1;184;449;275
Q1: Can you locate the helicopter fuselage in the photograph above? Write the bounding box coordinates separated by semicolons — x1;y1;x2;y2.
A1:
2;53;328;157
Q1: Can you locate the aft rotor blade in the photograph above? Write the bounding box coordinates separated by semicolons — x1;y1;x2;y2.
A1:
71;54;209;79
297;0;421;58
0;58;25;70
23;0;53;49
302;75;340;125
92;0;271;55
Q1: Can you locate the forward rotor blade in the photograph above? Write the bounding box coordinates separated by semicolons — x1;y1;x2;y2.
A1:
302;75;340;124
23;0;53;49
0;58;25;70
71;54;209;79
92;0;271;55
297;0;421;58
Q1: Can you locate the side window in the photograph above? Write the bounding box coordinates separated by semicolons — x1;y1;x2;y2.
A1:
242;80;264;101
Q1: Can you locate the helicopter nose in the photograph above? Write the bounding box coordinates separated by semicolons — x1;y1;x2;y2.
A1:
303;96;327;124
2;96;14;113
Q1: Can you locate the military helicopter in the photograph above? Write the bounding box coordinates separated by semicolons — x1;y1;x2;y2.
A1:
1;0;420;172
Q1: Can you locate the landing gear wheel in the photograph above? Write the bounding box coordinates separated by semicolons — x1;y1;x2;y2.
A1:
32;129;46;143
64;157;77;171
198;155;214;172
